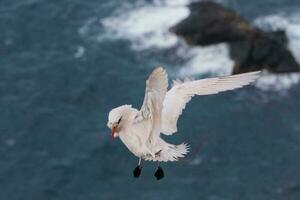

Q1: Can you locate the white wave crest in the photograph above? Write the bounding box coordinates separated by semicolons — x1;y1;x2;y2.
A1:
101;3;189;50
178;43;234;77
255;71;300;91
153;0;191;6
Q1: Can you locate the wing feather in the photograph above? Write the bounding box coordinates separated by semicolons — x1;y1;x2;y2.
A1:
161;71;260;135
135;67;168;143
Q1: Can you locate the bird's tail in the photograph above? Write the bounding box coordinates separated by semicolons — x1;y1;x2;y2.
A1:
144;142;189;162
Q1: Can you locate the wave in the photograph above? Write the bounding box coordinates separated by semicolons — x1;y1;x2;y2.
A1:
177;43;234;77
99;0;300;91
101;1;190;50
254;71;300;91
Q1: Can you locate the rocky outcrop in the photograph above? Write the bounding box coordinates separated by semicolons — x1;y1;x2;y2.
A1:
170;1;300;74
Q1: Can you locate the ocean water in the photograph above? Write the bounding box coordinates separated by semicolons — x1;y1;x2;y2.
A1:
1;0;300;200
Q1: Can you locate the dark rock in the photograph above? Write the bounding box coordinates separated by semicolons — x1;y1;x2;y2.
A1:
170;1;300;74
170;1;253;45
230;30;300;74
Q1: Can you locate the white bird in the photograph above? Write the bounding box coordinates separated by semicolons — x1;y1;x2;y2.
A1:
107;67;259;179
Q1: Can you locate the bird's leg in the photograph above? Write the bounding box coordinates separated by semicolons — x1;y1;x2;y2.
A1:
154;162;164;180
133;157;142;178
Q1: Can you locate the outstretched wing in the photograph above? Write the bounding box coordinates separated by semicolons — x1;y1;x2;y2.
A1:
135;67;168;143
161;71;260;135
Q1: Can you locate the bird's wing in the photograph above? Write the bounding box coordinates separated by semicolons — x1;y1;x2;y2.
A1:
135;67;168;144
161;71;260;135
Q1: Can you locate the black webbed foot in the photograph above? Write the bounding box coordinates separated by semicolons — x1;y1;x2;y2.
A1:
154;166;164;180
133;165;142;178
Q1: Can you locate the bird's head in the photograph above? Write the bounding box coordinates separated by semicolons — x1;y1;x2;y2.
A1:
107;105;132;139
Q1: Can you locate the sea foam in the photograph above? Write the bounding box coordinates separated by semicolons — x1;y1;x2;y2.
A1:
101;4;189;50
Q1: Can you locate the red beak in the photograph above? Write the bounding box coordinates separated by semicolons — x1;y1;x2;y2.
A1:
111;127;116;139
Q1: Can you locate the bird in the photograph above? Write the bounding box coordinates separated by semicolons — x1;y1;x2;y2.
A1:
107;67;260;180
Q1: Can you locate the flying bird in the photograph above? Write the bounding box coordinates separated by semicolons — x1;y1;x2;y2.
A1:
107;67;259;180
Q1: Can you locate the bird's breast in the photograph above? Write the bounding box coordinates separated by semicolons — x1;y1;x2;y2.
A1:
119;123;151;157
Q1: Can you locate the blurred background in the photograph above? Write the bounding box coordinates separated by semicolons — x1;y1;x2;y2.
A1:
1;0;300;199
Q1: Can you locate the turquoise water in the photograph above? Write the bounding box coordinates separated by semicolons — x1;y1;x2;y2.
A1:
1;0;300;199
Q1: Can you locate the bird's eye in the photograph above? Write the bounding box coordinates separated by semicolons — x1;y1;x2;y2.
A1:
117;117;122;124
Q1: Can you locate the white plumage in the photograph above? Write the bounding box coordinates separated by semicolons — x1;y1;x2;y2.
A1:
107;67;260;163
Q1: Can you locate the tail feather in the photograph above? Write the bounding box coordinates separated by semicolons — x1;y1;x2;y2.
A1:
144;143;189;162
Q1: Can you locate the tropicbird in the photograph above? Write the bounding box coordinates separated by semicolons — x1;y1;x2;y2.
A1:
107;67;259;180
